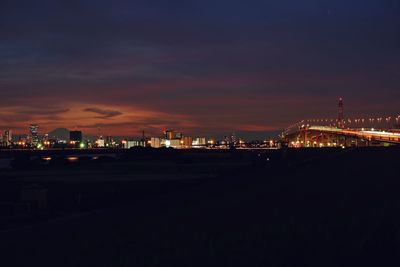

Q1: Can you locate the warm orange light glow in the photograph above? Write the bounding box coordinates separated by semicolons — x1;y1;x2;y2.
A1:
67;156;79;162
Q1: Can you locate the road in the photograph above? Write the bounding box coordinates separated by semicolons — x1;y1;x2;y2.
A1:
308;126;400;143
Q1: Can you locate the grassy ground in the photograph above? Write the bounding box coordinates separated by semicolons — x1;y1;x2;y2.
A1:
0;147;399;266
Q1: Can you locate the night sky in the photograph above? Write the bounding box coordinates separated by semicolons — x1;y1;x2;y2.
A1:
1;0;400;138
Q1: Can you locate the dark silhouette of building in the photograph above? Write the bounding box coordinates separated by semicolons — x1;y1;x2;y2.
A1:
69;131;83;142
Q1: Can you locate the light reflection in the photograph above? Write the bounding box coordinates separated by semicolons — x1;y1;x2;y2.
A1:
67;156;79;162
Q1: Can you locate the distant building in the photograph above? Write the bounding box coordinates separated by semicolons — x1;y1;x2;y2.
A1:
106;136;116;147
3;130;12;147
181;136;193;148
96;136;105;148
175;132;183;139
128;140;139;148
160;139;167;147
165;129;184;146
121;140;141;149
29;124;39;146
231;133;237;147
223;136;230;147
150;137;162;148
165;139;181;148
165;129;174;140
69;131;83;142
192;137;206;147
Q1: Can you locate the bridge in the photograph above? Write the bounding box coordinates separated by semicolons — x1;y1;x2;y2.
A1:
282;98;400;147
283;125;400;148
308;126;400;143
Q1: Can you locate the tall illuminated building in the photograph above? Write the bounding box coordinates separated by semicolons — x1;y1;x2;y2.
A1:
4;130;12;147
165;129;174;140
231;132;237;147
29;124;39;146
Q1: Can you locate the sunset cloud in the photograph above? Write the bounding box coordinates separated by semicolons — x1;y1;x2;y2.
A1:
1;0;399;138
83;108;122;119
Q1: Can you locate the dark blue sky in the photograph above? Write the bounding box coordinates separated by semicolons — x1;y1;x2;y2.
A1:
1;0;399;137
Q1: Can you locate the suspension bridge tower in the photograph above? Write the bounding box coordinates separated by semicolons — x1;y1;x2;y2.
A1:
338;97;344;128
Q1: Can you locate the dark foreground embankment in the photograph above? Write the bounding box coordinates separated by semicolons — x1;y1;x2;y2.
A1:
0;147;399;266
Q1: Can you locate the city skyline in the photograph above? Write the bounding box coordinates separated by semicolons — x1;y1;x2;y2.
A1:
1;1;400;137
2;96;400;140
1;2;400;265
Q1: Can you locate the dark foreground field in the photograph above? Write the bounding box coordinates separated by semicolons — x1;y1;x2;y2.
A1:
0;148;399;266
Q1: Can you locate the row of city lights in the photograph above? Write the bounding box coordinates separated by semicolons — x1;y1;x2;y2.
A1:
290;140;346;149
5;137;276;150
284;115;400;135
306;115;400;124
